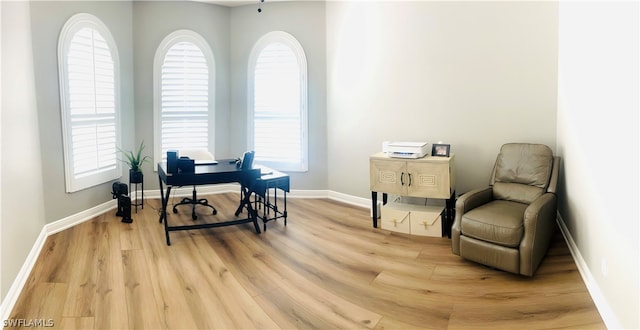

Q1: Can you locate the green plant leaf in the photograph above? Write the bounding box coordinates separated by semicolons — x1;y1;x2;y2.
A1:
118;140;151;172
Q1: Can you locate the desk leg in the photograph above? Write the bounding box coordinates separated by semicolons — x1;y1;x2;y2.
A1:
234;187;247;216
247;190;261;234
163;186;173;245
157;175;173;245
237;185;261;234
158;175;166;224
283;187;287;226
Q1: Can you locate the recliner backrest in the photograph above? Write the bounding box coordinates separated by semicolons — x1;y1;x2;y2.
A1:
490;143;554;204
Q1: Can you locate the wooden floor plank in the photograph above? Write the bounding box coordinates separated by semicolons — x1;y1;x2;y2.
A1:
122;249;164;329
92;217;128;329
8;193;605;329
58;317;94;329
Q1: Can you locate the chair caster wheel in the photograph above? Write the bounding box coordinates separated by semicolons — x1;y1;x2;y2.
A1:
172;208;178;214
192;213;198;220
213;209;217;215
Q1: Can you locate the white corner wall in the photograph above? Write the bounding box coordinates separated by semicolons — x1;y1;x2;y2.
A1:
0;1;47;300
557;1;639;328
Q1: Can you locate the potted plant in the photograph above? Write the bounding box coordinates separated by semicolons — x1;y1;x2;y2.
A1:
119;141;151;184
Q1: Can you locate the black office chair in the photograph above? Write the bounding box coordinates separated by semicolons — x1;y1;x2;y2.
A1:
172;149;217;220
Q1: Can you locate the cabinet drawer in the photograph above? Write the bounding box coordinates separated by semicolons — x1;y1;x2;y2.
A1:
381;203;443;237
410;206;443;237
381;204;411;234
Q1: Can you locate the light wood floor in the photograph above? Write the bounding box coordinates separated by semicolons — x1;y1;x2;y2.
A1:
9;193;605;329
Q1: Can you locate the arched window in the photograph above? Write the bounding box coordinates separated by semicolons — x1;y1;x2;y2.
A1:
58;13;121;192
248;31;308;172
153;30;215;164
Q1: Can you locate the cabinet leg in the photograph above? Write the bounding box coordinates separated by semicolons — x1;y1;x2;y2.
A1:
371;191;378;228
445;190;456;238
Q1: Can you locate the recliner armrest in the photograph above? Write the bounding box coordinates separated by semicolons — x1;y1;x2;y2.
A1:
519;193;557;276
451;187;493;255
455;187;493;214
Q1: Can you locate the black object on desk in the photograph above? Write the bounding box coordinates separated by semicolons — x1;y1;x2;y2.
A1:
157;160;261;245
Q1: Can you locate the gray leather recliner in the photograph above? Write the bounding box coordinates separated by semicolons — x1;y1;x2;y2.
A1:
451;143;560;276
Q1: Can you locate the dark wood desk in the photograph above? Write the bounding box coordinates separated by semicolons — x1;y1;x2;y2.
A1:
157;160;261;245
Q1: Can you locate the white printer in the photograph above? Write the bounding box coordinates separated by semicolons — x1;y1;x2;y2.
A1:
383;141;429;159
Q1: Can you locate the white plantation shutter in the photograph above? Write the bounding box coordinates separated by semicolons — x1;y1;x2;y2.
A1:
68;28;117;176
154;30;214;164
161;42;208;155
254;43;301;164
59;14;121;192
249;32;308;172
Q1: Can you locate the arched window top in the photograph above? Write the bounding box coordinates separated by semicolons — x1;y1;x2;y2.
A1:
154;29;215;69
248;31;308;172
59;13;118;54
249;31;307;78
58;13;121;192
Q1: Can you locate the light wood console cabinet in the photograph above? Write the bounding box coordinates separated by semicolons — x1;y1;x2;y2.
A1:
369;152;456;237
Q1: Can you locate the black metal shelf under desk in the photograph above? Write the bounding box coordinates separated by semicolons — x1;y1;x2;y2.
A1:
237;166;290;231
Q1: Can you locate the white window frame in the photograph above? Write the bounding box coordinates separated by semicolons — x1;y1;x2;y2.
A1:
153;30;216;166
248;31;308;172
58;13;121;193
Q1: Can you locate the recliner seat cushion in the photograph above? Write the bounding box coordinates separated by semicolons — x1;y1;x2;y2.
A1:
460;200;527;248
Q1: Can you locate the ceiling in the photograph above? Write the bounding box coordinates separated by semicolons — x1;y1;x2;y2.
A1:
199;0;320;8
203;0;257;6
200;0;285;7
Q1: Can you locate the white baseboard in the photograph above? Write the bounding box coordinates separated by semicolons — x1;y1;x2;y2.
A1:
46;199;118;236
0;228;47;323
556;213;620;329
327;190;370;209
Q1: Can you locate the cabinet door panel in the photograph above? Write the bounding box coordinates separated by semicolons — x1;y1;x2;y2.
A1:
370;159;406;195
407;162;450;198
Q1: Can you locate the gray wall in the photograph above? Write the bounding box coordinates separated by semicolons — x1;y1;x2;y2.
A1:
132;1;231;191
326;1;559;198
229;1;328;190
29;1;135;222
557;2;638;328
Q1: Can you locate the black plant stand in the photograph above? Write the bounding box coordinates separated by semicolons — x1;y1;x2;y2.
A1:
129;170;144;213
